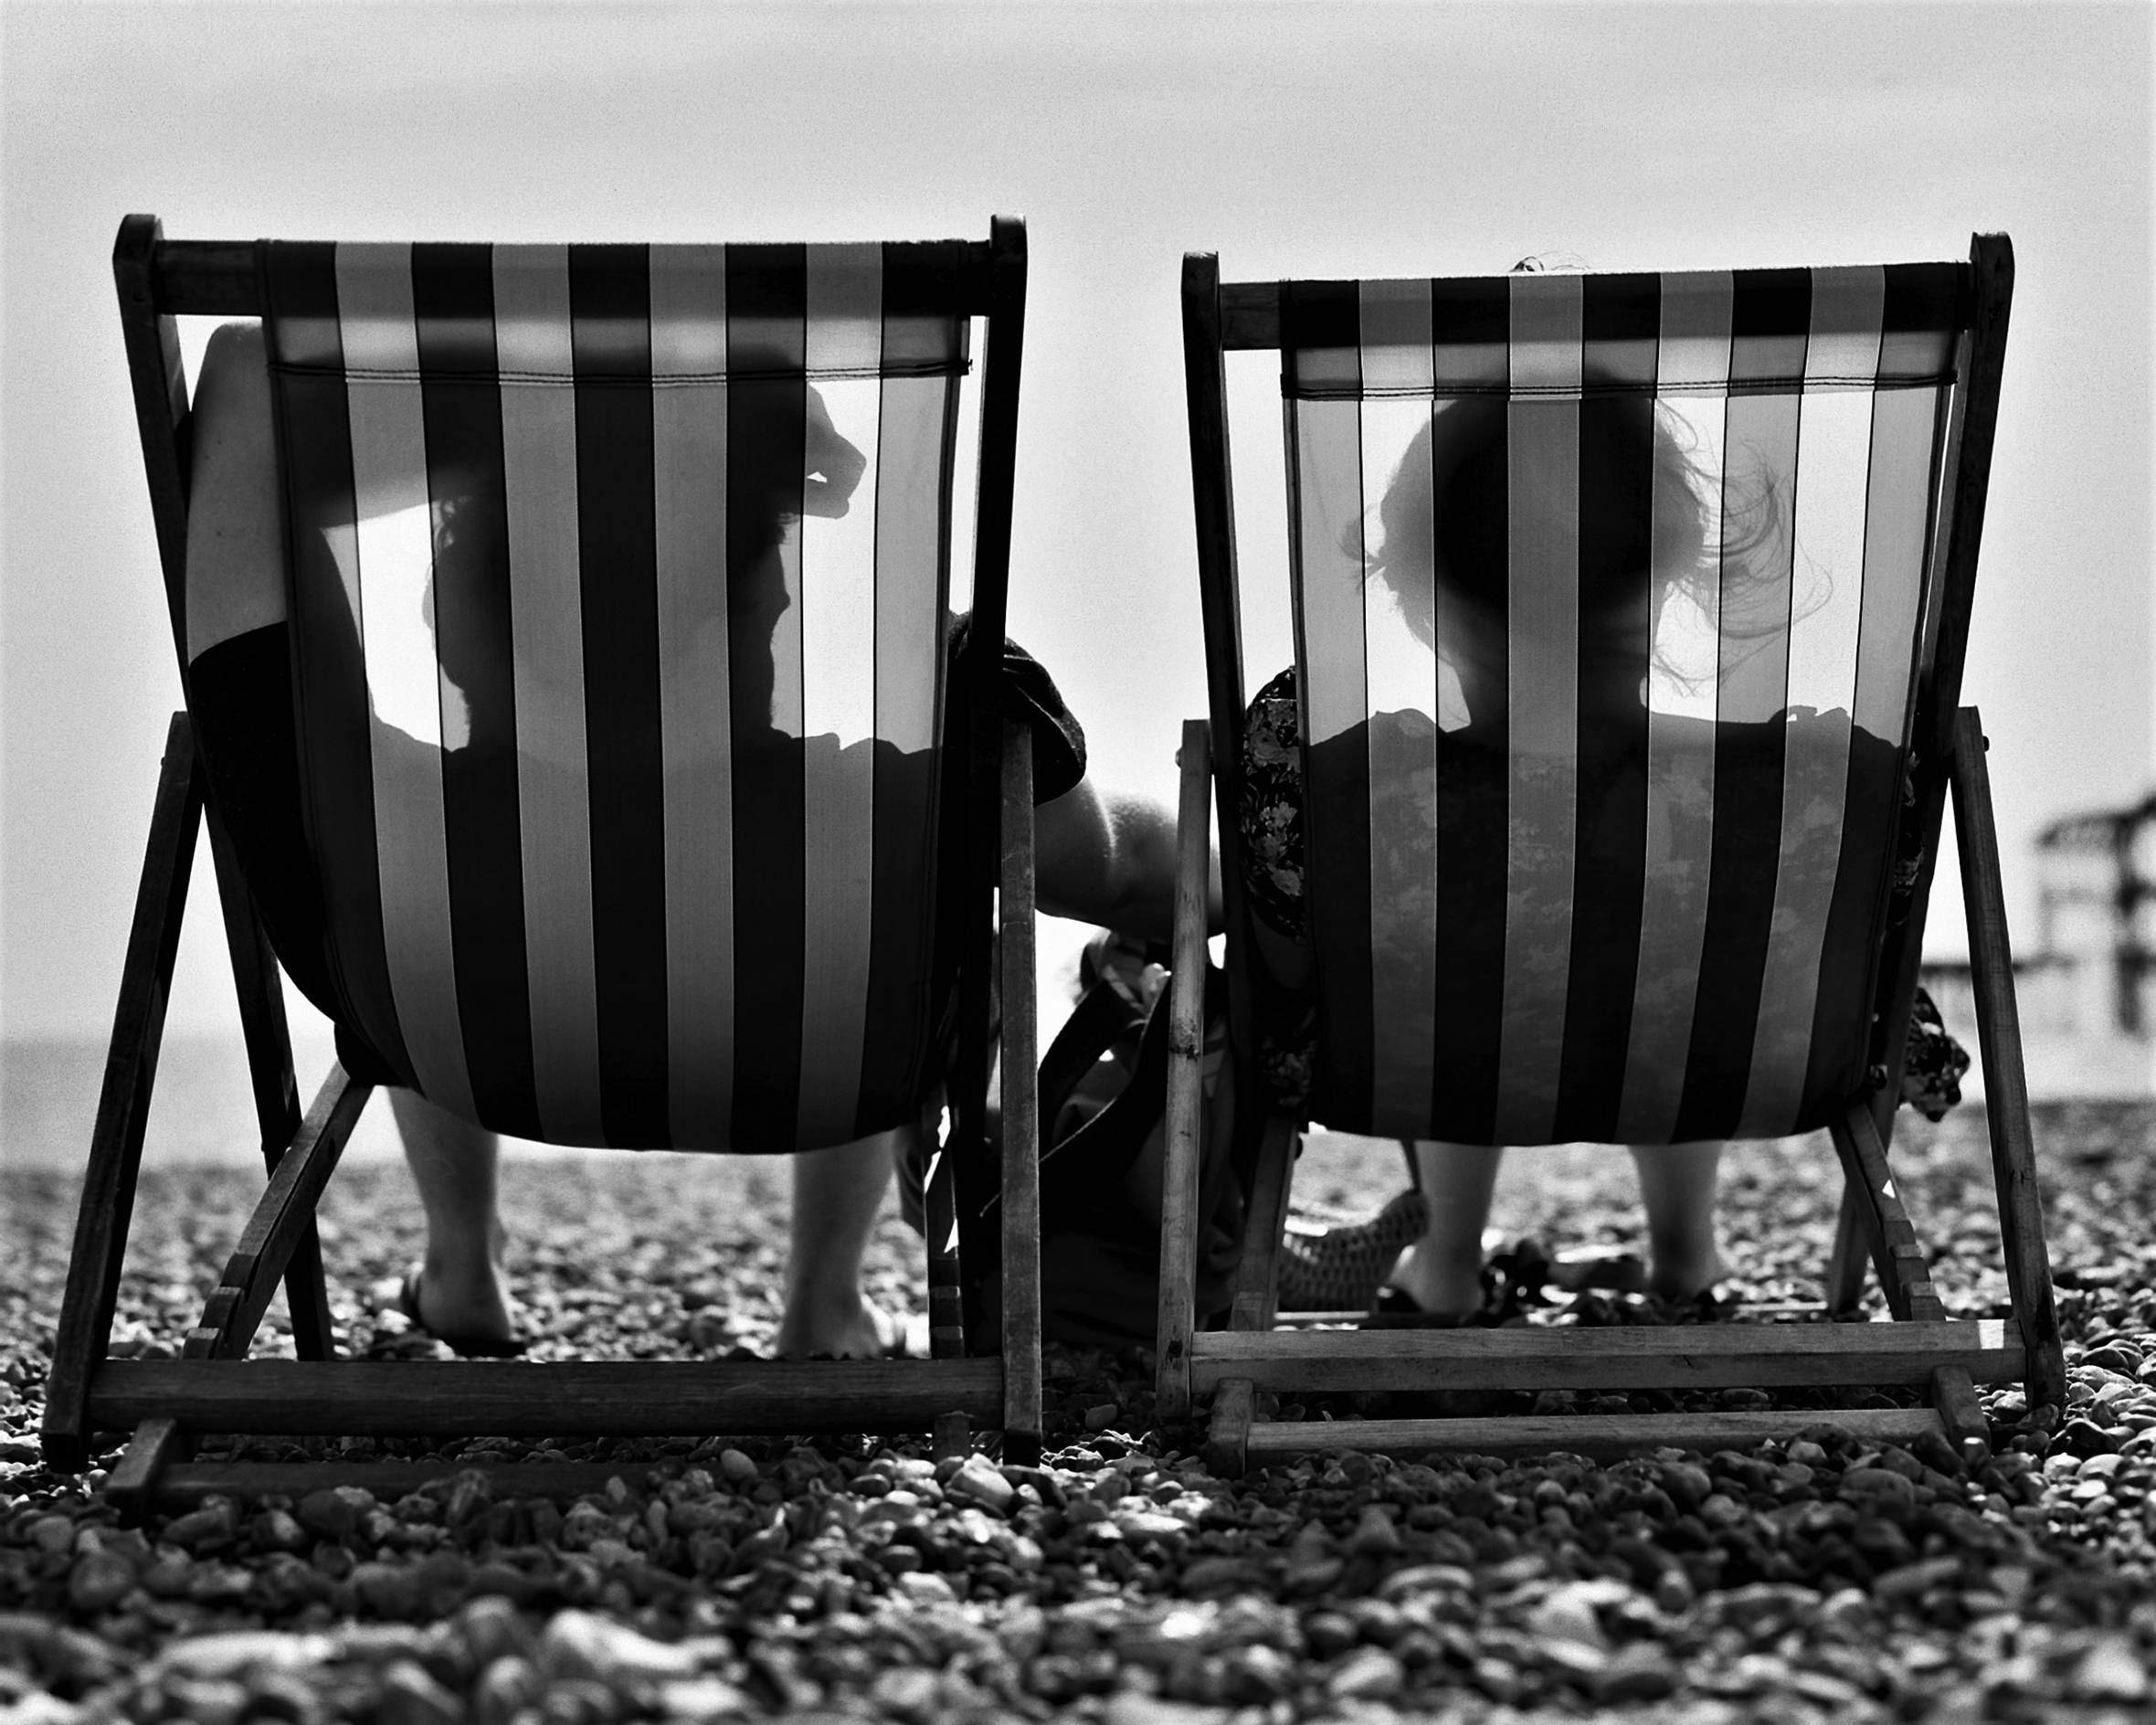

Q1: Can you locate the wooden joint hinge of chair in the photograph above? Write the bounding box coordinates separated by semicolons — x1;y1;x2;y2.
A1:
1948;705;2066;1417
1828;1102;1946;1325
42;714;205;1477
1825;1095;1996;1458
925;1140;967;1360
195;1068;372;1360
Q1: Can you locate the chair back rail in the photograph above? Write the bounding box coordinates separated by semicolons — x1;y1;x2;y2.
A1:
1187;247;2012;1146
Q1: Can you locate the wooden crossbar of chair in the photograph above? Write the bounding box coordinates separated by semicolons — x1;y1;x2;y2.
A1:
1158;234;2064;1475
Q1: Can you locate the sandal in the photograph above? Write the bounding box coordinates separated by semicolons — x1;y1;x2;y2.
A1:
1369;1234;1551;1328
1564;1284;1738;1327
1361;1287;1475;1329
395;1266;529;1359
1550;1243;1649;1295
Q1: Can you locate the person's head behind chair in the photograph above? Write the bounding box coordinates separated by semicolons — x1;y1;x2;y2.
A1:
1363;396;1723;723
425;362;869;741
723;369;868;733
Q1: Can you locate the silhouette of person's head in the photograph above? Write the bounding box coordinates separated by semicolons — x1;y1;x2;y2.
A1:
421;363;868;746
724;365;868;733
1366;397;1714;725
727;366;870;547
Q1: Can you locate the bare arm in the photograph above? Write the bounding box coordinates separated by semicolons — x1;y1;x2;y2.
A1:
1032;777;1221;945
185;323;286;662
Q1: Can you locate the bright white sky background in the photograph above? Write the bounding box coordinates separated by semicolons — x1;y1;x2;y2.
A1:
3;0;2151;1049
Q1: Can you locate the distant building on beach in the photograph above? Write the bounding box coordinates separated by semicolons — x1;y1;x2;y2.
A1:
2033;794;2156;1037
1920;789;2156;1098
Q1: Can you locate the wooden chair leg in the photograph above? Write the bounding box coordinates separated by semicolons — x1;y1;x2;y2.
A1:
925;1136;966;1360
948;768;998;1360
1825;1180;1872;1314
1156;721;1213;1422
1930;1365;1991;1465
105;1417;190;1524
953;1138;999;1355
186;1068;370;1360
1950;705;2066;1416
1229;1116;1297;1333
206;809;336;1360
43;714;203;1475
1829;1102;1946;1323
997;718;1041;1464
1207;1380;1256;1476
934;1413;971;1463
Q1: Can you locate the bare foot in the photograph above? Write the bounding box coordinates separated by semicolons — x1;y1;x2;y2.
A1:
413;1221;519;1349
775;1296;920;1360
1647;1243;1729;1303
1382;1242;1485;1320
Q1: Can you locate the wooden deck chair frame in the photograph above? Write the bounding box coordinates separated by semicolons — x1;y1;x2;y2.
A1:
1157;234;2064;1474
44;214;1044;1514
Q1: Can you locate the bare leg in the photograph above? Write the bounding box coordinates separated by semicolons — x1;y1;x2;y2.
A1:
1387;1141;1505;1317
776;1126;910;1359
1628;1139;1728;1298
389;1088;516;1346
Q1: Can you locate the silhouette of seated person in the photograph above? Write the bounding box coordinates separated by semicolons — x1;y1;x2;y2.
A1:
1246;388;1925;1318
182;321;1191;1358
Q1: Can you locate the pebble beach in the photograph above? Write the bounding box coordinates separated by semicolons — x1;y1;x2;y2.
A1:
4;1102;2156;1721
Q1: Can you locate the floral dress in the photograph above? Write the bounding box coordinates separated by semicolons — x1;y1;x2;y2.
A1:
1240;670;1320;1109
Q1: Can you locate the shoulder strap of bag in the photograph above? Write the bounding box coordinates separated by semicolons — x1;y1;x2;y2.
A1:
1038;988;1174;1207
1037;976;1147;1128
1038;961;1229;1212
976;959;1221;1222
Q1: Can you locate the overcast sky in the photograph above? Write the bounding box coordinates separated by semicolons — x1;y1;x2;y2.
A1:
3;0;2150;1047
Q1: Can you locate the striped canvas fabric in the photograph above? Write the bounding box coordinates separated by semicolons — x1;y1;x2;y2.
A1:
1280;264;1968;1145
263;240;971;1152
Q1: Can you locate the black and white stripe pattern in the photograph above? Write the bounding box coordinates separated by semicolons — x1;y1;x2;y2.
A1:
1279;263;1966;1144
265;240;970;1150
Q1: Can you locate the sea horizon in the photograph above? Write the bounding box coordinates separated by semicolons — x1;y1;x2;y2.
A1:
6;984;2149;1173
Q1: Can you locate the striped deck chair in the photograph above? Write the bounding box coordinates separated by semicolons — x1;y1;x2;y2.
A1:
45;215;1045;1511
1157;237;2064;1471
